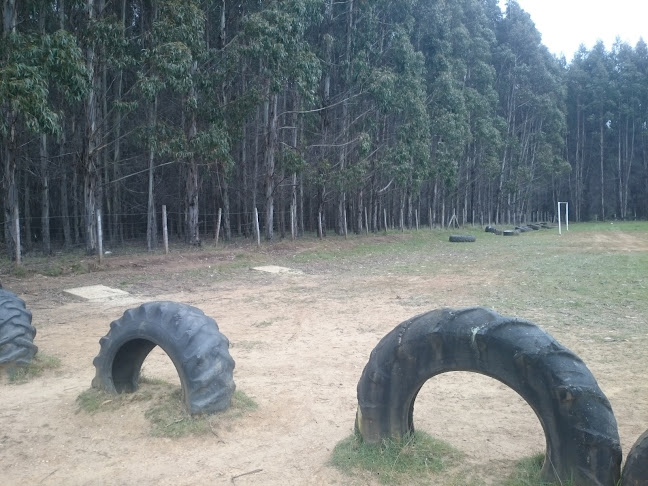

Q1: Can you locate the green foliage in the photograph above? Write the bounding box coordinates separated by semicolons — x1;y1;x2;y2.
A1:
77;383;257;439
240;0;321;98
0;27;87;136
3;0;648;254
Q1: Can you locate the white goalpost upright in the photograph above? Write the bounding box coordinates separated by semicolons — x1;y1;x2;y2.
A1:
558;201;569;235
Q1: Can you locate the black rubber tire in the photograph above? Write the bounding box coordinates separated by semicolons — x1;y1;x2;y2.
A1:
0;289;38;367
449;235;476;243
485;225;498;234
92;301;235;415
503;229;520;236
621;430;648;486
355;307;621;486
529;224;541;230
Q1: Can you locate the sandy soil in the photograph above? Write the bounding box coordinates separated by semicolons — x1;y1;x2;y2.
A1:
1;232;647;485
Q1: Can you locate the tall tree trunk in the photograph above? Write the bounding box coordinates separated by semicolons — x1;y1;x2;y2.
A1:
2;0;20;261
56;0;72;249
72;158;80;244
337;0;353;236
599;121;605;221
99;0;108;244
83;0;98;254
264;92;278;240
23;170;32;251
146;97;158;251
216;167;231;241
253;105;260;215
40;134;51;254
241;121;249;237
2;123;20;261
58;128;72;249
185;60;200;246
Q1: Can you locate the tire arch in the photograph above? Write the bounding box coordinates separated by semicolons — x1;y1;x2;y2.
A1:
92;301;235;415
355;307;621;486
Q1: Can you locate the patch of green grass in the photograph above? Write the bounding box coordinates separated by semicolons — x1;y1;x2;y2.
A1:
6;353;61;383
42;265;63;277
12;265;29;278
77;381;257;439
146;389;258;438
500;454;575;486
76;388;117;413
330;431;462;485
145;388;212;437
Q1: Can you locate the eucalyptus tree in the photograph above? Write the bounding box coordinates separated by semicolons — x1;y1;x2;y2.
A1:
493;1;568;224
636;40;648;218
566;46;590;221
135;0;211;246
452;0;505;225
1;0;86;260
610;40;642;220
581;41;615;221
239;0;321;240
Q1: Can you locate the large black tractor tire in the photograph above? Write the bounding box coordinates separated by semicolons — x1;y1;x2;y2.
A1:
92;302;235;415
0;289;38;367
621;430;648;486
449;235;476;243
503;229;520;236
355;307;621;486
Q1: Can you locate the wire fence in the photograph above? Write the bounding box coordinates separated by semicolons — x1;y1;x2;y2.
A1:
0;203;558;262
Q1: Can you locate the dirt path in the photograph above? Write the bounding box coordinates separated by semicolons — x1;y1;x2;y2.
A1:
1;232;647;485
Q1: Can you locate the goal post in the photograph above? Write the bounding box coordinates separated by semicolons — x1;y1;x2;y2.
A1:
558;202;569;235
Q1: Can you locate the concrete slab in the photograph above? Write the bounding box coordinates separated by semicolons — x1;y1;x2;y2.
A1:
252;265;304;275
64;284;130;301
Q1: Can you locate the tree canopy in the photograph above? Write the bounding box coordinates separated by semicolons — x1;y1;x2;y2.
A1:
1;0;647;257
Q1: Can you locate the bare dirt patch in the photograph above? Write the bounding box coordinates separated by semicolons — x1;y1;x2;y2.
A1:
1;231;647;485
588;229;648;252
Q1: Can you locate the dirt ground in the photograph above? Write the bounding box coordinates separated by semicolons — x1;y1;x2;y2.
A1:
1;230;647;485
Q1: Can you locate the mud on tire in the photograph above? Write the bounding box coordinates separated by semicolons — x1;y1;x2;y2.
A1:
355;307;621;486
0;289;37;367
92;301;235;415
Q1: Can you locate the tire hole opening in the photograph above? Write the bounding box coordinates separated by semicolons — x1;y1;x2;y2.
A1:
413;372;545;471
112;339;180;393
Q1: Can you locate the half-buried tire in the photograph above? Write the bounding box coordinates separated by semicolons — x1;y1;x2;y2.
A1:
621;430;648;486
92;301;235;415
0;289;37;367
355;307;621;486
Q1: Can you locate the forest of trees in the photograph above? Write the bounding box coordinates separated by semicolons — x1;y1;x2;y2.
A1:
2;0;648;259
